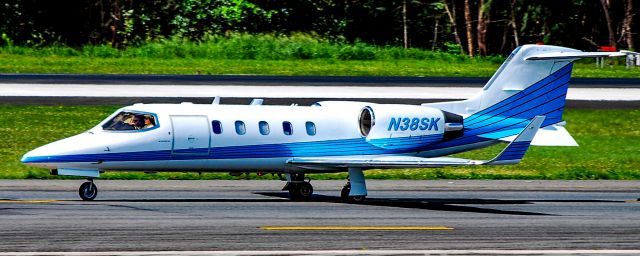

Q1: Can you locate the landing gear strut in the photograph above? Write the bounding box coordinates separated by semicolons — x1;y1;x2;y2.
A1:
79;179;98;201
341;168;367;203
283;173;313;200
341;182;366;203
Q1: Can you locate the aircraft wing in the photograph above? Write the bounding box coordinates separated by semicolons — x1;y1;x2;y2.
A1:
288;155;483;169
288;116;545;169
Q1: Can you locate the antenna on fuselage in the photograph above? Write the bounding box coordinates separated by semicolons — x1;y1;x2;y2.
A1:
211;96;221;105
250;99;264;105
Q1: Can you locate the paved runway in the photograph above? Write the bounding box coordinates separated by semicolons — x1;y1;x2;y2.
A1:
3;83;640;101
1;74;639;88
1;74;639;108
1;180;639;253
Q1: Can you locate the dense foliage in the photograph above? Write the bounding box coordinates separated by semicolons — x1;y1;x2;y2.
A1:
0;0;636;55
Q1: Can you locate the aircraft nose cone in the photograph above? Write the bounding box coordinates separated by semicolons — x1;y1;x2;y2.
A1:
21;151;32;163
21;147;52;167
21;132;101;169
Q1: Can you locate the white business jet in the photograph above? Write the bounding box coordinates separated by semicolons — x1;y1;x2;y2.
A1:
21;45;627;201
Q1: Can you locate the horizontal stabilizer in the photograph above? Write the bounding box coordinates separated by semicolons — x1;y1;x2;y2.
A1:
499;124;578;147
525;51;627;60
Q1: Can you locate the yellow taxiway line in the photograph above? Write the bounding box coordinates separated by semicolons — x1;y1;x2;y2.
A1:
260;226;454;231
0;199;61;204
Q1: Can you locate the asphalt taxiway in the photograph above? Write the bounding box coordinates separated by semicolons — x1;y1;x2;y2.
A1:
1;180;639;253
1;74;639;108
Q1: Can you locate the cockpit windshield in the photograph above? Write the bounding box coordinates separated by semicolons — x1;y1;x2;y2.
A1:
102;111;158;131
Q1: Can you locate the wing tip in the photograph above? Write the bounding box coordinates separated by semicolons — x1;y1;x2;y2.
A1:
486;116;545;165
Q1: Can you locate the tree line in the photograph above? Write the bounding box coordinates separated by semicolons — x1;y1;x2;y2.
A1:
0;0;636;56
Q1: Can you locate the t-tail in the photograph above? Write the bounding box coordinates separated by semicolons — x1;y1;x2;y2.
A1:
425;44;629;147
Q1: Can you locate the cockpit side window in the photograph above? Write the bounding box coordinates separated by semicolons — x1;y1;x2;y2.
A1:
102;111;158;131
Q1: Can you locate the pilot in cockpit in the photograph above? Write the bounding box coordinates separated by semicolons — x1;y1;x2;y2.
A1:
142;115;156;129
110;114;135;130
131;115;145;130
103;112;156;131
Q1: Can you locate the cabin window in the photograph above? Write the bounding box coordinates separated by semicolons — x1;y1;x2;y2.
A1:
102;111;158;131
259;121;270;135
283;121;293;135
235;121;246;135
305;121;316;136
212;120;223;134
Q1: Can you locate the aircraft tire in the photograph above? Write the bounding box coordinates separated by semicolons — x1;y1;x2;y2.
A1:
347;195;366;203
79;181;98;201
289;182;313;200
341;184;351;200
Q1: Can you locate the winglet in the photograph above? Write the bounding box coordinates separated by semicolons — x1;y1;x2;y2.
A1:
485;116;545;165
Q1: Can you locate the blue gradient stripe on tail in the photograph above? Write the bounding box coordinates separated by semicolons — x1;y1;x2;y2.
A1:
416;63;572;152
464;63;572;127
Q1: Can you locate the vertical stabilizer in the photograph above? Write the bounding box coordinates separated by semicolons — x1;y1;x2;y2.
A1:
426;45;579;126
423;44;626;145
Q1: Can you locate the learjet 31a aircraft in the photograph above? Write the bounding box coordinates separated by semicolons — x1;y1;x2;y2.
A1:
21;45;629;201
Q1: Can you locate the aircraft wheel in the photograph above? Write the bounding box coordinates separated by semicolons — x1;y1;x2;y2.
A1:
289;182;313;200
347;195;366;203
79;181;98;201
341;183;351;200
341;183;366;203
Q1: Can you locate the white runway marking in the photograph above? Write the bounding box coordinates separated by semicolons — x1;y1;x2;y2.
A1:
2;250;640;255
1;83;639;101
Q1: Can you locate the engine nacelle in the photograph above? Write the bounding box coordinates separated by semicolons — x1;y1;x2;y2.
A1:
358;105;463;150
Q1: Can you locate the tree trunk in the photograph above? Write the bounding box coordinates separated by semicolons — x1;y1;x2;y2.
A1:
476;0;489;56
599;0;616;47
442;0;464;54
110;0;122;48
500;21;509;53
464;0;474;57
509;0;519;47
403;0;408;49
622;0;634;50
432;18;439;51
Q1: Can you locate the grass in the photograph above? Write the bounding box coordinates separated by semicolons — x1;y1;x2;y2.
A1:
0;34;638;77
1;105;639;180
0;56;501;77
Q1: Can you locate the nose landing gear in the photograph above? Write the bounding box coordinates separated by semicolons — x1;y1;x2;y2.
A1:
79;179;98;201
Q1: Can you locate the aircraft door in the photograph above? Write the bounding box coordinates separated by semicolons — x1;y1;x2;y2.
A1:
170;115;211;155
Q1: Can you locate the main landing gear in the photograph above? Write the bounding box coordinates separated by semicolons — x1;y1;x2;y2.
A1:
284;168;368;203
341;168;367;203
79;178;98;201
283;173;313;200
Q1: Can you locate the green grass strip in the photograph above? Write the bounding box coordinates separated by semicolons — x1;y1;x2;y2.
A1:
1;105;638;180
1;54;637;78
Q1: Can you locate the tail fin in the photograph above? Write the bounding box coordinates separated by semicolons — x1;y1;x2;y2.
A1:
424;44;626;141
